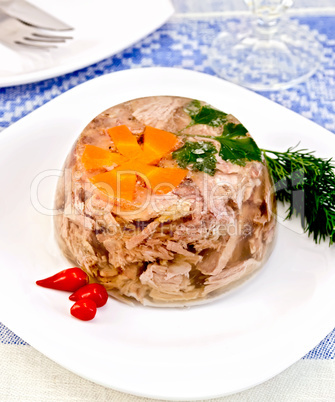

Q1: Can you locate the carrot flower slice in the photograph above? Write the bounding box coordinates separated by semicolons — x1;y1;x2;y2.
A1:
115;162;187;194
89;170;137;201
87;125;188;200
107;125;143;159
146;167;188;194
82;145;128;170
115;160;153;181
138;126;180;164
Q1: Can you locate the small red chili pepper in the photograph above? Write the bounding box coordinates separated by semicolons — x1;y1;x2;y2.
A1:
70;299;97;321
36;267;89;292
69;283;108;307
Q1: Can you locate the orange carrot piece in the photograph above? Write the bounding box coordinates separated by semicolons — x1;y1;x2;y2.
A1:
81;145;128;170
138;126;179;164
107;125;143;159
90;170;137;201
116;162;187;194
115;161;156;183
147;167;188;194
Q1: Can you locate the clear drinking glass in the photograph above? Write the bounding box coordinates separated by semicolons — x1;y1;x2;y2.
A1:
209;0;323;91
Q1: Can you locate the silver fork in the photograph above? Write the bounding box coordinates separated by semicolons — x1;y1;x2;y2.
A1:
0;10;72;49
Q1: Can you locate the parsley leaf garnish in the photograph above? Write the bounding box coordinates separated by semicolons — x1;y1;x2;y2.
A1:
172;141;218;176
216;123;262;166
222;122;247;137
184;99;202;118
185;100;228;127
181;101;262;167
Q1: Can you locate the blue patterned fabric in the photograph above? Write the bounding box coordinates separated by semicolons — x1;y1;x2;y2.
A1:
1;15;335;134
0;14;334;359
0;323;27;345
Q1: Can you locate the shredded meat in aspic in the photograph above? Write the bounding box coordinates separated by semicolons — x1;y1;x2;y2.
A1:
54;96;276;306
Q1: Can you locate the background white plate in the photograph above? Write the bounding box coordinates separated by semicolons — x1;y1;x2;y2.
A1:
0;0;174;87
0;68;334;400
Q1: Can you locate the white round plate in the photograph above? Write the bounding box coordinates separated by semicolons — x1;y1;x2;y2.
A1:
0;0;173;87
0;68;334;400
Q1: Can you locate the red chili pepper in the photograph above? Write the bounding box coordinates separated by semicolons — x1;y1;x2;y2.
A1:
70;299;97;321
69;283;108;307
36;268;89;292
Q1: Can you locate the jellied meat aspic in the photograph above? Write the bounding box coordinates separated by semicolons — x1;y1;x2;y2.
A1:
54;96;276;306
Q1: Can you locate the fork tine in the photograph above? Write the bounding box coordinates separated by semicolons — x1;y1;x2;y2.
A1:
14;40;57;49
24;33;73;43
19;31;73;47
18;19;74;32
32;33;73;41
23;36;66;44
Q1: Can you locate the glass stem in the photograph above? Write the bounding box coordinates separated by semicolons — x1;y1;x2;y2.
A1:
250;0;291;39
255;15;280;39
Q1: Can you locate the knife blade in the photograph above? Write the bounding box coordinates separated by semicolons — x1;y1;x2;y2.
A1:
0;0;73;31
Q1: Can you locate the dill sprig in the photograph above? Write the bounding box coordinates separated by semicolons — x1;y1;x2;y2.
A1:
261;147;335;246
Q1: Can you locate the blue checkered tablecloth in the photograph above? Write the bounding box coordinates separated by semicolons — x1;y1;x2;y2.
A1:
1;15;335;135
0;11;335;401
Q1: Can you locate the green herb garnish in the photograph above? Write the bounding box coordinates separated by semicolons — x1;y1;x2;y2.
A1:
216;123;262;166
172;141;218;175
262;147;335;245
185;99;228;127
181;101;261;166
